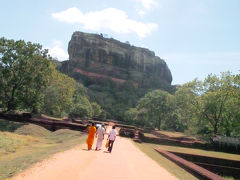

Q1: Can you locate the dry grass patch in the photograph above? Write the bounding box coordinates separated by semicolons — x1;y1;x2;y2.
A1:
0;132;40;154
0;122;86;179
15;124;51;137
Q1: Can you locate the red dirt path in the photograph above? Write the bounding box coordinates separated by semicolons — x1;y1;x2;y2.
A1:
11;131;178;180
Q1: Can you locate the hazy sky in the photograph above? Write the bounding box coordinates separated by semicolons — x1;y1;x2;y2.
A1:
0;0;239;84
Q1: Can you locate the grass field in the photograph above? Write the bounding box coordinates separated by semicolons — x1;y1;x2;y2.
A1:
143;130;240;161
135;131;240;180
34;114;66;121
154;144;240;161
143;133;159;138
155;130;187;138
134;142;198;180
0;119;86;179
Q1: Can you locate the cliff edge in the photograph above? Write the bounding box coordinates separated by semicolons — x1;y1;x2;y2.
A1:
61;31;172;88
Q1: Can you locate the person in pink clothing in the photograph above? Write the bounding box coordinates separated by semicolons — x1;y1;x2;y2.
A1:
107;126;117;153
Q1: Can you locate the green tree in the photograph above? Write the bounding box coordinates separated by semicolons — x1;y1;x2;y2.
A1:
136;90;171;129
198;73;235;135
220;73;240;137
0;37;51;112
124;108;138;124
174;80;201;133
43;65;76;117
70;96;93;118
162;94;182;131
91;102;102;118
69;84;93;118
176;72;240;137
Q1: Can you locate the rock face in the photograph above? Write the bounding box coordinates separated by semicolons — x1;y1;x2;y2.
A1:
64;31;172;88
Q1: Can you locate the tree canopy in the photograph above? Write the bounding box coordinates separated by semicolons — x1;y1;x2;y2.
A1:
125;72;240;137
0;37;51;112
0;37;99;119
1;37;239;138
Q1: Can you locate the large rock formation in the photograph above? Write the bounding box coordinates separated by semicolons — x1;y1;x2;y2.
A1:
61;31;172;88
58;31;174;119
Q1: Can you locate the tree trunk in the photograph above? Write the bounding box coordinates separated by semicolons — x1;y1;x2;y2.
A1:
214;123;218;135
7;102;14;112
158;118;161;130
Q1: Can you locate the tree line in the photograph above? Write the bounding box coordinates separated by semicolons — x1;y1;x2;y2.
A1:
1;37;239;138
125;72;240;137
0;37;102;119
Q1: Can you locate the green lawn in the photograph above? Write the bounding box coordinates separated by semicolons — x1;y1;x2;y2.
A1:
155;130;187;138
144;133;159;138
0;120;86;179
134;141;240;180
134;142;198;180
154;144;240;161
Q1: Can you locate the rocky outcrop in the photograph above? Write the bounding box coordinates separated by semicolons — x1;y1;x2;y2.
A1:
63;31;172;88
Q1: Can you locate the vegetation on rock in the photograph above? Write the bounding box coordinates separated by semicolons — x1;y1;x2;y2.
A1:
59;31;174;119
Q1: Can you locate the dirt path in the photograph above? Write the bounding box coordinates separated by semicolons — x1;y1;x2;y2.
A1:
11;132;178;180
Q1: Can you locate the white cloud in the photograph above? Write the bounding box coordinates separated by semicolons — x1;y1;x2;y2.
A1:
47;41;68;61
134;0;158;16
52;7;158;38
135;0;158;10
137;9;146;17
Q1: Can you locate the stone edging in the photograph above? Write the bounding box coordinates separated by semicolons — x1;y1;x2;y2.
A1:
154;148;225;180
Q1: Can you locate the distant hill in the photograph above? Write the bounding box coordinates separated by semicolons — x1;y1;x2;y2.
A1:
58;31;174;120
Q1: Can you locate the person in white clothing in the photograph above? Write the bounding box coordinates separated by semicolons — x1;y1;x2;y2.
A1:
108;126;117;153
95;124;105;150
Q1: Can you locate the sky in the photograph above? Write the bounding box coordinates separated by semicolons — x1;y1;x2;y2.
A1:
0;0;239;85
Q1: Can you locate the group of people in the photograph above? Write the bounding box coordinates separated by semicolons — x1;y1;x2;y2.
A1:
86;123;117;153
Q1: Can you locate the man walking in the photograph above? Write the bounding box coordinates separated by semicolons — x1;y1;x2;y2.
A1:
95;124;105;150
108;126;117;153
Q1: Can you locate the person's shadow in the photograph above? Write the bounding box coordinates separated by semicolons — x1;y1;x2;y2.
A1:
82;148;90;151
104;151;110;153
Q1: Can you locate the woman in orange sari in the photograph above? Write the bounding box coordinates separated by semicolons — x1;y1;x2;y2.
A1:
86;123;96;150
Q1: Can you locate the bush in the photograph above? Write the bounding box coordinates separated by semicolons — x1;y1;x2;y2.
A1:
211;135;240;153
